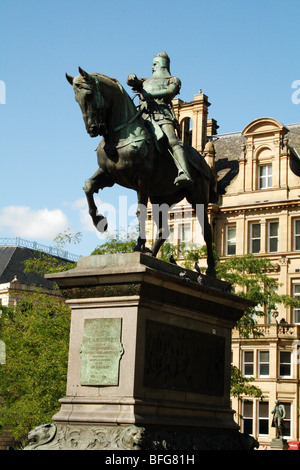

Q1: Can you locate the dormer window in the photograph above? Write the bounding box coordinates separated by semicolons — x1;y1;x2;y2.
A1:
258;164;272;189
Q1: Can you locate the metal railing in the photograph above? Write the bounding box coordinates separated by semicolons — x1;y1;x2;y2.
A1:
0;237;81;262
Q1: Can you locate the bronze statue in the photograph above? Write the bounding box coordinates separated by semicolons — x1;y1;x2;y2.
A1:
66;55;218;276
127;52;191;188
271;400;286;439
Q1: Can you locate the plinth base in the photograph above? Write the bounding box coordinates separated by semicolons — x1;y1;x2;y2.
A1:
270;438;289;450
24;422;258;451
24;253;257;451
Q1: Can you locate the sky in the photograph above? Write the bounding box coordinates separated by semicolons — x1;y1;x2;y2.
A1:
1;0;300;258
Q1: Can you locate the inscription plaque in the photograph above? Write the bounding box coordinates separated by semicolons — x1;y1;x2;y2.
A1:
80;318;124;386
144;321;225;396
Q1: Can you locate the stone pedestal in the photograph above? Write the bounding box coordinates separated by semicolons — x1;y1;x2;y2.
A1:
24;253;258;450
270;438;289;450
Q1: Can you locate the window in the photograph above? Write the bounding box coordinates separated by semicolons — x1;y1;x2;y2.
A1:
258;351;269;377
259;164;272;189
282;403;292;438
293;284;300;324
180;117;192;146
294;219;300;251
243;351;254;377
167;226;174;243
242;401;253;435
250;223;261;253
178;223;191;244
226;225;236;255
279;351;292;377
258;401;269;436
268;221;279;252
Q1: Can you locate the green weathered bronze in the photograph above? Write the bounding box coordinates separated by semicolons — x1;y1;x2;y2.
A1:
80;318;124;386
66;53;218;276
127;52;191;187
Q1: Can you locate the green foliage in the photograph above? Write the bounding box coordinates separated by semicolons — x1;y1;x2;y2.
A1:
215;254;300;337
91;230;138;255
0;293;70;441
53;228;82;249
23;228;81;286
0;229;80;443
23;252;75;281
158;241;208;270
230;365;263;399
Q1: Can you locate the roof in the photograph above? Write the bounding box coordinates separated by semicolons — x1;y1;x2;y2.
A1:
213;122;300;193
0;246;72;289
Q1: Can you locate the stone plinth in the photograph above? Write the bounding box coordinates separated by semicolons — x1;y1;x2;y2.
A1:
270;438;289;450
24;253;258;450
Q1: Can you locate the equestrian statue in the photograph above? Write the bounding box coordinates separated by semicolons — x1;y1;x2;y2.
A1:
66;52;218;276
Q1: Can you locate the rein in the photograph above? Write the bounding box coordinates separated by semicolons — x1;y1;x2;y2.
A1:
114;108;143;132
92;76;143;135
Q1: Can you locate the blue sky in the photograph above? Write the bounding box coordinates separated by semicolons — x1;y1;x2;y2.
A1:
1;0;300;257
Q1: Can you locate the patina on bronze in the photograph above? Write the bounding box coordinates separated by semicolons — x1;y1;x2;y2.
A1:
66;53;218;276
80;318;124;386
127;52;191;188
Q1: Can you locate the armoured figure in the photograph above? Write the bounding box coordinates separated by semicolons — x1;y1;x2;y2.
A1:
127;52;192;188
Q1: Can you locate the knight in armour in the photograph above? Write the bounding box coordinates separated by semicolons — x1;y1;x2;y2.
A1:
127;52;192;188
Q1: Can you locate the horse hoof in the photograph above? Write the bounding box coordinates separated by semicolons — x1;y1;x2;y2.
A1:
133;245;152;255
95;216;108;233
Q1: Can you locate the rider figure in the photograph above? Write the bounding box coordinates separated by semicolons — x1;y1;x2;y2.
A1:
127;52;192;188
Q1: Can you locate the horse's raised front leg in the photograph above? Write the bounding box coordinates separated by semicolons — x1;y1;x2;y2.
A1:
83;168;113;233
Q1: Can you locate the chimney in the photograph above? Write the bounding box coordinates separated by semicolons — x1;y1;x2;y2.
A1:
192;92;210;153
207;118;219;139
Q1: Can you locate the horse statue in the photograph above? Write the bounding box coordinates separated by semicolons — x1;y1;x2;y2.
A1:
66;67;218;276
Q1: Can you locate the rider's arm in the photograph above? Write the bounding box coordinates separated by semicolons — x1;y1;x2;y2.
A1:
141;78;181;102
127;74;144;92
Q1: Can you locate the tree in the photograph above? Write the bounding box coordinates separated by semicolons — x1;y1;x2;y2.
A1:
0;229;79;444
91;230;138;255
0;293;70;442
23;228;81;282
215;253;300;337
230;365;263;399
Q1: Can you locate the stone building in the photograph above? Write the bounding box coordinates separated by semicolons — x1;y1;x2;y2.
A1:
147;92;300;448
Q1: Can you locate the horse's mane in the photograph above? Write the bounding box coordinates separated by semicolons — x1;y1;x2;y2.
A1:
95;73;139;120
75;71;144;134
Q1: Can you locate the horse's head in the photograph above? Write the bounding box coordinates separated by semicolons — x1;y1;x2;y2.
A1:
66;67;107;137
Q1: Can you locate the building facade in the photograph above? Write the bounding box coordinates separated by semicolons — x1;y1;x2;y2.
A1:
147;92;300;448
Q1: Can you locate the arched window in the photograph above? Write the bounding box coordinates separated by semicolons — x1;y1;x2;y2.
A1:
180;117;192;146
256;147;273;190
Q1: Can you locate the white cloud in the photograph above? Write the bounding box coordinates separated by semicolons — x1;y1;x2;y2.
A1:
0;206;70;240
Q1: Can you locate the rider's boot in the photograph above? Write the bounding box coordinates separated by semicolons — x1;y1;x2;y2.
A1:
172;144;193;188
